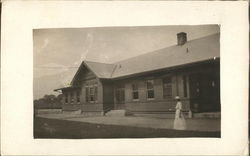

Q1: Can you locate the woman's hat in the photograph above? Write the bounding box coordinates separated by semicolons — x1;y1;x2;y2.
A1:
175;96;180;99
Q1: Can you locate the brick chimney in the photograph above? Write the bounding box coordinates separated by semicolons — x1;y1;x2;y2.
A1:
177;32;187;46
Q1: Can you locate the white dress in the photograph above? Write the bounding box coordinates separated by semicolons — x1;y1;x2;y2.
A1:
173;101;187;130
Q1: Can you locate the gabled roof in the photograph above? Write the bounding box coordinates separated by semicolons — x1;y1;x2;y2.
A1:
112;33;219;78
66;33;220;88
84;61;116;78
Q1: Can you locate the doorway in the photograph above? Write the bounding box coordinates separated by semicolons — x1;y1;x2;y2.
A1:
114;84;125;109
189;72;220;112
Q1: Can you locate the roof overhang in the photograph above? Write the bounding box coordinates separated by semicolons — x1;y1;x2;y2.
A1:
54;86;81;92
56;58;219;87
111;58;220;81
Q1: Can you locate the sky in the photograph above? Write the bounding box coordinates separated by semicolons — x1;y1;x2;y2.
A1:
33;25;220;99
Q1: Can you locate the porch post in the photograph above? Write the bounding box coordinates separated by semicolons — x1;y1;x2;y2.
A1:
113;87;116;110
175;74;179;96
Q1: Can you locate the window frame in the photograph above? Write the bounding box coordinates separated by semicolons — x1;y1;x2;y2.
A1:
94;86;98;102
89;87;94;102
132;83;139;101
146;80;155;100
85;85;98;103
115;84;125;103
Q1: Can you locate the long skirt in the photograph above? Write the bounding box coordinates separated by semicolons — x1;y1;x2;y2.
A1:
173;110;187;130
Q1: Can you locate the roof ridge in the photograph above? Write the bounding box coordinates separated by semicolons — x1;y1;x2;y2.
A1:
84;60;114;65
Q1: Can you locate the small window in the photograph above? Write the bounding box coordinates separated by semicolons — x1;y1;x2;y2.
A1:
163;77;172;99
90;87;94;102
132;83;139;100
94;86;98;101
86;85;98;103
146;80;154;99
65;93;68;104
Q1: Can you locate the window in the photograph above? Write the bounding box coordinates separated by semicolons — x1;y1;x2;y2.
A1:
90;87;94;101
86;85;98;103
183;76;187;97
70;92;74;104
132;83;139;100
146;80;154;99
163;77;172;99
76;91;80;103
115;85;125;103
65;93;68;104
85;87;89;102
94;86;98;101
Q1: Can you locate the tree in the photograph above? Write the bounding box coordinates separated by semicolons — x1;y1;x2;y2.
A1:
34;94;62;109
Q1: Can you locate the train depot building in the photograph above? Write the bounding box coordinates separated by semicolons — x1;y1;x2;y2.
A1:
54;32;220;118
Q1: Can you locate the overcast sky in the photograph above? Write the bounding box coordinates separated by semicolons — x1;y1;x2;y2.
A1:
33;25;219;78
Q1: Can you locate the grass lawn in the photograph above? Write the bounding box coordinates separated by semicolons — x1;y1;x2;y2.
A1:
34;117;220;139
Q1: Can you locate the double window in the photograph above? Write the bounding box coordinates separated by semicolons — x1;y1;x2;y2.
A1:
163;77;172;99
132;83;139;100
86;85;98;103
65;91;81;104
131;80;154;100
146;80;154;99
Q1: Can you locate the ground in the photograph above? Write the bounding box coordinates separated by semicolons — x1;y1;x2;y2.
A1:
37;113;221;131
34;117;220;139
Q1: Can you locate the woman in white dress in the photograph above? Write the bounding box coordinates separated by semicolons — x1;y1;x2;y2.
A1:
173;96;187;130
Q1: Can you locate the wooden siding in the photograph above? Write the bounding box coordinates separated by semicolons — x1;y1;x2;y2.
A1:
112;62;219;113
72;66;96;86
80;76;104;112
154;79;163;100
62;89;81;106
61;67;104;112
62;104;81;111
126;99;190;112
125;82;132;102
81;78;99;103
120;77;190;112
175;74;190;99
60;61;220;113
82;104;103;112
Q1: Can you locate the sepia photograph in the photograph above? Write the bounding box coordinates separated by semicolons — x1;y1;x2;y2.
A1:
2;1;248;155
33;25;221;139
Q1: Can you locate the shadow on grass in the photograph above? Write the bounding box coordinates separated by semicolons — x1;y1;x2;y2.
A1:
34;117;220;139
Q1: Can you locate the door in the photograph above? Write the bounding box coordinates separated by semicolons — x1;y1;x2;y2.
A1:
189;74;201;112
189;72;220;112
199;73;220;112
115;85;125;109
